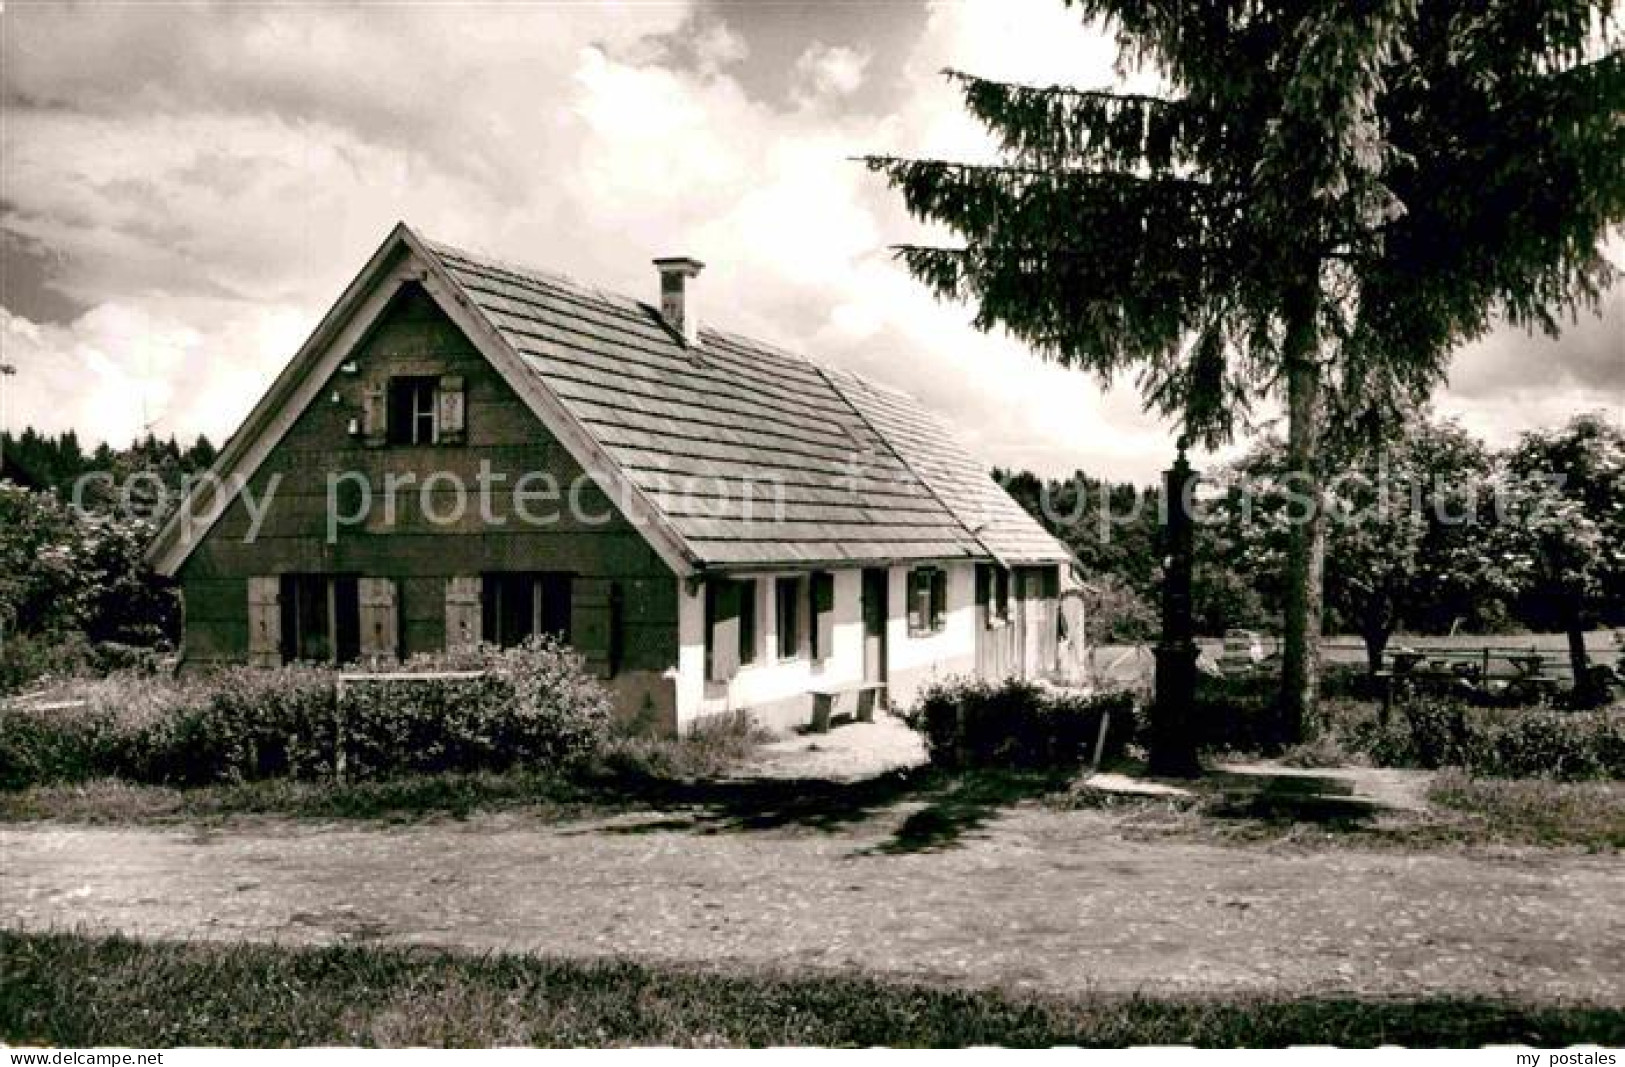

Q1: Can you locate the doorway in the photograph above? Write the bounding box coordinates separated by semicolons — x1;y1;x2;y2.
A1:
861;568;888;689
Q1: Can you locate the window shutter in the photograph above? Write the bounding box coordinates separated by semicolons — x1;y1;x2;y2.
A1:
437;375;466;444
361;382;387;447
931;569;947;630
570;578;615;678
445;575;483;653
812;572;834;661
358;577;399;665
707;580;741;682
247;576;282;668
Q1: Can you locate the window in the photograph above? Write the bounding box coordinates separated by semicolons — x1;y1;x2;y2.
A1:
388;376;439;445
775;575;804;660
908;566;947;636
977;564;1010;628
279;574;360;664
481;572;571;648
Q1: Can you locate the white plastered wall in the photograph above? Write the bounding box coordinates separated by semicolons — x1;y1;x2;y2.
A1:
673;562;979;732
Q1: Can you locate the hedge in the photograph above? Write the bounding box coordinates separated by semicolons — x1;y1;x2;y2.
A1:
905;677;1135;771
0;638;612;789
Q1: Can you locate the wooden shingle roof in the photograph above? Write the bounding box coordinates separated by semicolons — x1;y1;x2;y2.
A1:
824;370;1076;566
429;240;1015;568
147;223;1072;578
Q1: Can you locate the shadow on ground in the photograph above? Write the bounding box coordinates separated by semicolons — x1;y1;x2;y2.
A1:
570;756;1400;854
1202;769;1389;828
575;767;1074;854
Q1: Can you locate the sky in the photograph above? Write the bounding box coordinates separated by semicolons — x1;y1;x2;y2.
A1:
1;0;1620;487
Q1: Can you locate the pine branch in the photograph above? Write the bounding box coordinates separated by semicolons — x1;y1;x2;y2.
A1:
942;69;1218;174
943;69;1185;112
862;155;1221;192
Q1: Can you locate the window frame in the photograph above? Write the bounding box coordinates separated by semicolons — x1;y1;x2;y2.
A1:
481;572;572;649
278;573;360;665
907;566;948;637
774;574;805;661
388;376;440;446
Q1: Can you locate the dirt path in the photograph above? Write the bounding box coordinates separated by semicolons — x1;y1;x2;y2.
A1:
3;802;1619;1004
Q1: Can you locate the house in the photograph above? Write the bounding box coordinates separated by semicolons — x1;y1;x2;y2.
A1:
147;223;1076;734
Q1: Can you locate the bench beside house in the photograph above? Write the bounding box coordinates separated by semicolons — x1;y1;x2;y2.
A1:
147;223;1078;735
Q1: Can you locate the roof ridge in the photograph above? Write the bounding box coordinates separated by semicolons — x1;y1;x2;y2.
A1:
423;236;649;317
421;231;852;383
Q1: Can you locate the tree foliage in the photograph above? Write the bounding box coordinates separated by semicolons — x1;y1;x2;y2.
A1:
1489;413;1625;700
869;0;1624;735
870;2;1622;444
1201;420;1501;670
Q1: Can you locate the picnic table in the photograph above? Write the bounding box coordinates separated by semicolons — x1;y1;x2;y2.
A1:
1377;645;1564;716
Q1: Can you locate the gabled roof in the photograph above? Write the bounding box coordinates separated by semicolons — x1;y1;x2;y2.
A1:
429;241;987;567
823;370;1075;566
149;223;1073;576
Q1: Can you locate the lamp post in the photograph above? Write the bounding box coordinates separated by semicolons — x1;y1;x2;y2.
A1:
1149;437;1202;777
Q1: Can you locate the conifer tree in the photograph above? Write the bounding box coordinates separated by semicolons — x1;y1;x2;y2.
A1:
869;0;1624;737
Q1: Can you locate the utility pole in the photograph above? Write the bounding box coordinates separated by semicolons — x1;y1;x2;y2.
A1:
0;363;15;464
0;362;14;433
0;363;14;659
1149;437;1201;778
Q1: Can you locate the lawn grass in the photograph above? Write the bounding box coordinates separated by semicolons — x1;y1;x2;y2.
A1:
0;770;621;825
3;930;1620;1048
1427;770;1625;851
0;713;767;826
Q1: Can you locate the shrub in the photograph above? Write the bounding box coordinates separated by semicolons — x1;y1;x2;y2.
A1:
1342;698;1625;780
0;632;95;695
596;711;765;781
905;677;1134;771
0;638;616;789
133;666;338;785
1165;670;1283;754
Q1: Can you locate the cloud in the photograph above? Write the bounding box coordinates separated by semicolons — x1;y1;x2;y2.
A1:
794;44;870;102
1445;286;1625;402
0;300;310;448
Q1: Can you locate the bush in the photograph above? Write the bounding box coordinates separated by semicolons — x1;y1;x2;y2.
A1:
905;677;1134;771
1342;698;1625;780
0;632;95;695
0;638;615;789
1162;671;1283;754
596;711;765;781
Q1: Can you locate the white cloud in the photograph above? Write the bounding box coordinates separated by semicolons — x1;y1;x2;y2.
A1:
794;44;870;102
1;300;311;447
691;20;750;73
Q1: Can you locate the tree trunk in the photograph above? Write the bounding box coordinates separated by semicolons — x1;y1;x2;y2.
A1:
1278;292;1324;744
1566;591;1596;705
1364;625;1390;678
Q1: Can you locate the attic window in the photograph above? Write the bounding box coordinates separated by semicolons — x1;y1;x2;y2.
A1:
388;377;439;445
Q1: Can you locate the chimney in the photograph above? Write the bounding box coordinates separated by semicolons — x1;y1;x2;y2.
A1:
653;256;705;346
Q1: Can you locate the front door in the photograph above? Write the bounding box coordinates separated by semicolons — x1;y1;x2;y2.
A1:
861;568;888;687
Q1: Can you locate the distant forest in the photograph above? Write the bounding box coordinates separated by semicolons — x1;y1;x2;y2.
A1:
1;428;220;496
